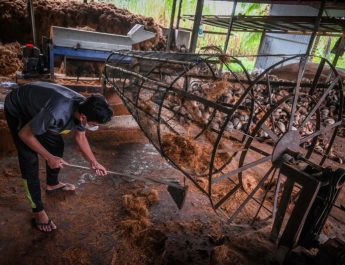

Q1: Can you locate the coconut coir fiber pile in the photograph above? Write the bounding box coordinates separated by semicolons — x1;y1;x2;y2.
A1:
162;134;211;175
161;134;229;176
120;187;159;236
113;187;167;265
0;42;22;76
0;0;165;50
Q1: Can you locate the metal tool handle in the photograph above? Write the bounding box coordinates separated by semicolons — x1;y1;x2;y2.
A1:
65;163;120;176
64;163;182;188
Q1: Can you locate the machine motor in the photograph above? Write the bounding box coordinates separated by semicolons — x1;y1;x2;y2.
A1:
21;43;45;76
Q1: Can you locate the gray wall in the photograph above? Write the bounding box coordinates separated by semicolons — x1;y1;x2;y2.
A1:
255;4;318;69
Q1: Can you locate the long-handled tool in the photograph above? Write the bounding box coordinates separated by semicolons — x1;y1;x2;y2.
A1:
65;163;187;209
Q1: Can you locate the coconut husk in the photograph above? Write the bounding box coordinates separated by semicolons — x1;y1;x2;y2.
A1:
161;134;210;175
205;80;232;101
0;42;22;76
139;100;154;115
183;101;204;124
145;189;159;205
120;187;159;236
120;218;151;235
123;194;149;219
161;133;238;176
211;245;248;265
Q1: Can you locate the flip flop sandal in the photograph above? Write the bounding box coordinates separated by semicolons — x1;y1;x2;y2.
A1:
31;218;56;233
46;184;76;194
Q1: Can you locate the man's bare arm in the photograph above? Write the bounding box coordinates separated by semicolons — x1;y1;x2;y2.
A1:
74;130;107;176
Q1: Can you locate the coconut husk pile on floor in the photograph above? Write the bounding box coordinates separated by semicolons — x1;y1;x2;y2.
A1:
119;187;159;236
0;0;165;50
0;42;22;77
112;187;166;265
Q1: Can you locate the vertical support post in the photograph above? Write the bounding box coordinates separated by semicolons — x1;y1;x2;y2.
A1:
278;181;321;249
28;0;37;46
176;0;183;29
223;0;237;53
305;0;325;56
324;36;332;58
325;36;344;82
254;29;266;68
332;36;345;68
64;56;67;75
166;0;178;51
189;0;204;53
101;75;107;96
270;178;294;243
49;44;54;79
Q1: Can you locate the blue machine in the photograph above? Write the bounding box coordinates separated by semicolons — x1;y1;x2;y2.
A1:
49;25;155;78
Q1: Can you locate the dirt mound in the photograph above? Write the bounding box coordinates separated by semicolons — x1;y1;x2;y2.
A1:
0;0;165;50
0;42;22;76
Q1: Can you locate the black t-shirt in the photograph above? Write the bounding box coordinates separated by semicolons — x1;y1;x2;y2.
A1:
5;81;86;135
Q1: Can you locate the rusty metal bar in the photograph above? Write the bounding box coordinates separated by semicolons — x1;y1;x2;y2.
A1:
166;0;178;51
223;0;237;53
189;0;204;52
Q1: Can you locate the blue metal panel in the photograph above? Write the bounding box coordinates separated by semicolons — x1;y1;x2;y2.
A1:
49;46;133;78
52;46;112;61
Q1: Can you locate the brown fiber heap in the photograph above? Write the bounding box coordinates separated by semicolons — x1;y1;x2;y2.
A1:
0;42;22;76
162;134;211;175
161;133;233;176
0;0;165;50
120;187;159;236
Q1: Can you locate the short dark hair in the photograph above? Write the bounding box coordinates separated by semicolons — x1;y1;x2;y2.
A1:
79;94;113;124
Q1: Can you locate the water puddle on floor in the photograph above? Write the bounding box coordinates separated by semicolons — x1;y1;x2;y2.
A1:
74;141;180;189
76;172;103;187
127;143;171;173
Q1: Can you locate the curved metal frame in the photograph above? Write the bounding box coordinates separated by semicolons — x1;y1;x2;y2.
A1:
104;50;343;222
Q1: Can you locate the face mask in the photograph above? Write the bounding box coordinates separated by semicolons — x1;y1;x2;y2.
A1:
84;123;99;131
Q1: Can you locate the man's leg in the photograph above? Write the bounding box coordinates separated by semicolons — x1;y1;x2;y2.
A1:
37;132;64;186
37;132;75;191
5;110;56;231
